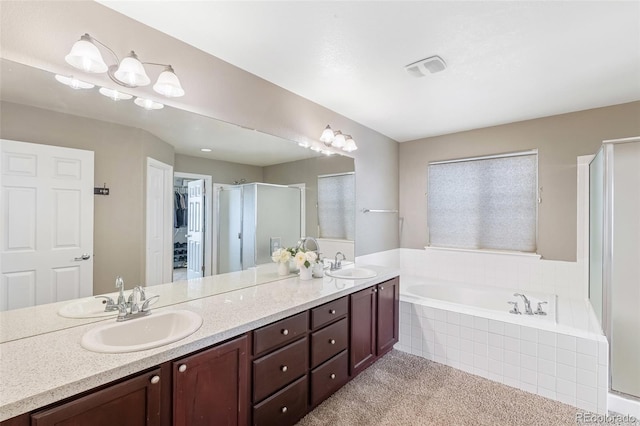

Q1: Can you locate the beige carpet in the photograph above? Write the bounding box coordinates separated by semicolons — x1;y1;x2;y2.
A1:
298;350;586;426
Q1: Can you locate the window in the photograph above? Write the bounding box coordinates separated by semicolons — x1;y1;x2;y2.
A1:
427;151;537;252
317;172;355;240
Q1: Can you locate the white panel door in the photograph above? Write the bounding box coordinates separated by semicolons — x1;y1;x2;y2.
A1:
0;139;94;311
145;158;173;286
187;179;204;280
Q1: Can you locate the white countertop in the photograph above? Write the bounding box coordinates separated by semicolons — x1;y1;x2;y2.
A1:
0;264;399;421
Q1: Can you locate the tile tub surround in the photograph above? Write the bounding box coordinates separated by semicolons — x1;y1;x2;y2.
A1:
395;301;608;415
0;264;399;421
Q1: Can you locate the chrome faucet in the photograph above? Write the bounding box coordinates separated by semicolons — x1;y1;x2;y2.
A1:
115;276;126;305
514;293;534;315
331;252;346;271
116;285;159;321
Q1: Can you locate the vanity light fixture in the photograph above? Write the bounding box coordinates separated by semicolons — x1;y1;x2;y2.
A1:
317;124;358;153
134;97;164;110
98;87;133;101
54;74;94;90
65;33;185;98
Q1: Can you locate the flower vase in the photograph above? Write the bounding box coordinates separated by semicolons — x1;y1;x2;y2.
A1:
277;262;289;276
299;265;313;281
289;259;299;273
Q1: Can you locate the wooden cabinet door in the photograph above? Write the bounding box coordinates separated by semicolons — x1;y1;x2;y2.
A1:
376;277;400;356
349;286;377;377
31;368;162;426
173;335;249;426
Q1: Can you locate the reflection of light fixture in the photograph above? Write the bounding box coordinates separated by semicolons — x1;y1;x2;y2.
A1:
298;140;311;148
320;125;335;143
310;141;324;152
200;148;212;152
315;124;358;154
65;33;185;97
134;97;164;110
55;74;94;89
98;87;132;101
331;131;346;148
343;135;358;152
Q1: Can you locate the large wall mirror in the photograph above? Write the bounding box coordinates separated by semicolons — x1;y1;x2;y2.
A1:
0;58;355;341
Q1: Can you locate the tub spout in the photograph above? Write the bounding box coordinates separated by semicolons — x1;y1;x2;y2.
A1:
513;293;533;315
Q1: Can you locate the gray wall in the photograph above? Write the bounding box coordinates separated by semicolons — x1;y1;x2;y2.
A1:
264;155;355;240
399;101;640;261
174;154;264;184
0;101;174;294
0;1;401;257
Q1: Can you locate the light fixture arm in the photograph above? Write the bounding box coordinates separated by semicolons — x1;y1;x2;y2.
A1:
83;33;120;64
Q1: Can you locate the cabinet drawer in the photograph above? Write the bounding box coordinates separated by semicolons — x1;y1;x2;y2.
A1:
253;311;308;357
310;317;348;369
310;350;348;407
253;336;308;403
253;375;308;426
311;296;348;330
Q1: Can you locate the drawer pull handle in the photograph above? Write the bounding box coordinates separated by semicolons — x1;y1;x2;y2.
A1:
178;364;187;373
329;339;336;345
330;373;336;379
281;328;289;336
281;365;288;372
329;309;336;314
150;375;160;384
281;406;288;414
380;286;384;290
372;288;377;293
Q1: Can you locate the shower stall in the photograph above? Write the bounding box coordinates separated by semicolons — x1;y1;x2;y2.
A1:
589;137;640;408
216;183;303;274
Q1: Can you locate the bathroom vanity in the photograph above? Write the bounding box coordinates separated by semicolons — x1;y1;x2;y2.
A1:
0;267;399;425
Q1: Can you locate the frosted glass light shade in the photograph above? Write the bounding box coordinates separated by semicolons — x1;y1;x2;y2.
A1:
55;74;95;89
310;141;324;152
65;34;108;73
114;52;150;87
320;125;335;143
331;131;346;148
98;87;133;101
343;136;358;152
153;67;185;97
134;97;164;110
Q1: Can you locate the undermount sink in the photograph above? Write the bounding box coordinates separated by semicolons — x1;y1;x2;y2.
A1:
81;310;203;353
58;294;158;319
326;268;377;280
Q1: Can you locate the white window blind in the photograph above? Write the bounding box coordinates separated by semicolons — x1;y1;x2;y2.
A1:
427;152;537;252
317;173;355;240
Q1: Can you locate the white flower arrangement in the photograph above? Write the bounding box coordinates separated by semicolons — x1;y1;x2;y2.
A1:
293;249;318;269
271;248;291;264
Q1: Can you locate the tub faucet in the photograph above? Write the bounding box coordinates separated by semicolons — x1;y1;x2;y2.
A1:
514;293;533;315
332;252;346;271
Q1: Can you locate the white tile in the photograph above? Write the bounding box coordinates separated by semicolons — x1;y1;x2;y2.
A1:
521;340;537;357
422;328;435;343
504;323;520;338
577;338;598;357
488;358;503;375
446;323;460;337
520;367;537;385
488;372;503;384
557;378;577;397
411;325;422;340
557;363;576;382
447;335;460;350
538;330;557;347
504;336;520;352
473;342;488;356
597;388;608;414
474;317;489;331
577;353;597;372
557;334;577;351
538;358;556;376
521;354;537;371
434;355;446;365
597;366;608;388
460;363;474;374
435;331;447;345
411;338;422;353
503;377;520;389
473;329;488;344
422;306;435;319
538;344;556;362
537;387;557;400
577;384;598;405
401;311;411;325
538;373;556;390
459;314;474;328
422;349;435;361
488;333;504;349
460;350;474;366
434;309;448;322
410;346;422;356
488;346;503;361
474;368;490;379
488;320;505;335
557;393;576;406
434;320;447;333
577;399;598;414
446;311;460;325
557;348;576;366
503;349;520;366
474;355;488;371
460;338;473;354
520;326;538;342
598;341;608;366
447;348;460;362
460;326;474;341
434;343;446;357
503;363;520;380
577;369;597;388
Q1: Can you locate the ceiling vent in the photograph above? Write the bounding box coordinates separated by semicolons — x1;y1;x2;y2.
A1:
405;56;447;77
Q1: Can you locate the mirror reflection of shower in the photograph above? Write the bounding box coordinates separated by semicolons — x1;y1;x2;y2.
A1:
216;183;304;274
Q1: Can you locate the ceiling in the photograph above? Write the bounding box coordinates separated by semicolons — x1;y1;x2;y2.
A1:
98;1;640;142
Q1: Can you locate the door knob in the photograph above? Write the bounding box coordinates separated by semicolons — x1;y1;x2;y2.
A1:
73;254;91;261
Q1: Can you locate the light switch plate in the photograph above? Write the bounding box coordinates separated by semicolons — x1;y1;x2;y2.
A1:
270;237;281;254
